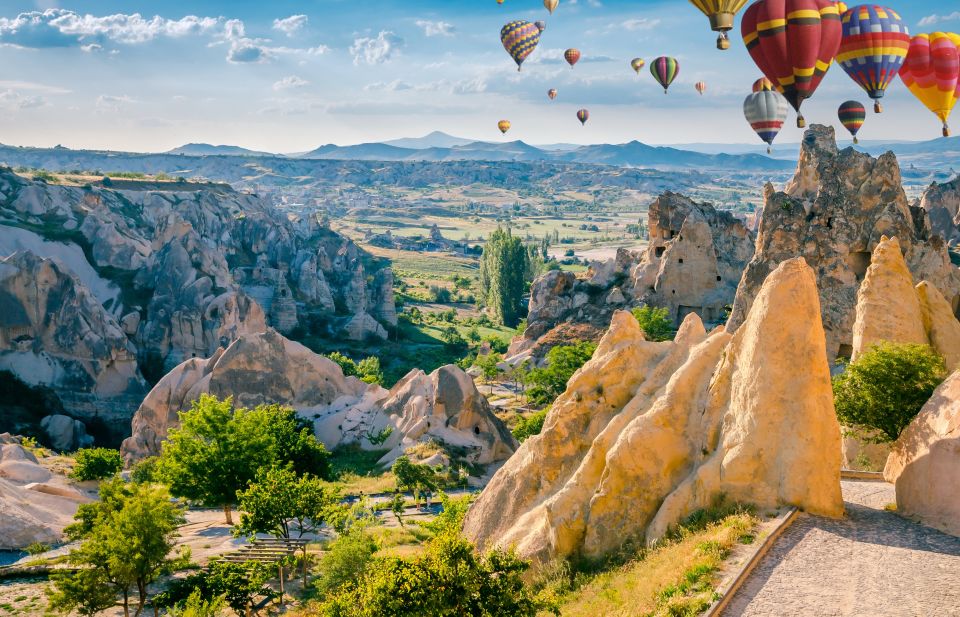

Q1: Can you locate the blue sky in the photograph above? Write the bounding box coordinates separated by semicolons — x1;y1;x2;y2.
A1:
0;0;956;152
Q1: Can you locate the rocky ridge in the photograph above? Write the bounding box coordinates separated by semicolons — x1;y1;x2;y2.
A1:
918;175;960;246
465;258;843;567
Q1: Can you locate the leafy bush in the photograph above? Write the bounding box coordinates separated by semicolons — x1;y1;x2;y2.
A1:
631;305;675;342
165;590;225;617
512;410;547;443
833;342;946;442
430;286;453;303
327;352;384;386
69;448;122;481
391;456;438;506
315;527;379;597
155;561;275;615
130;455;160;484
527;342;598;407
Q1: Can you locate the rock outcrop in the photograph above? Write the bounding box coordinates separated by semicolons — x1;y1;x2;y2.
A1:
884;371;960;537
0;433;91;549
919;176;960;245
121;330;516;470
729;125;960;361
40;414;94;452
465;258;843;567
510;192;754;361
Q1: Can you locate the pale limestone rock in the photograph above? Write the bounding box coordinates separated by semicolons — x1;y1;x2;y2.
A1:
342;312;388;341
465;258;843;567
852;236;928;360
884;371;960;536
917;281;960;372
40;414;94;452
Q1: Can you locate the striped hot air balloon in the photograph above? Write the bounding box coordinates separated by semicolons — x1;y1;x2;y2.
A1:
564;48;581;68
501;21;543;71
651;56;680;93
838;5;911;113
535;20;547;32
631;58;645;74
498;120;512;134
838;100;867;143
576;109;590;125
744;90;789;153
742;0;844;128
695;81;707;95
752;77;775;92
688;0;750;50
899;32;960;137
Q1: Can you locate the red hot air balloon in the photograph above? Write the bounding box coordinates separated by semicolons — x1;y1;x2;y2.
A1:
752;77;775;92
838;100;866;143
742;0;844;128
564;48;581;68
547;88;558;100
576;109;589;125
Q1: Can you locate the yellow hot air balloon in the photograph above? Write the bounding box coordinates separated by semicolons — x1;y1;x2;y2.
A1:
544;0;559;14
630;58;645;74
498;120;512;135
899;32;960;137
688;0;750;50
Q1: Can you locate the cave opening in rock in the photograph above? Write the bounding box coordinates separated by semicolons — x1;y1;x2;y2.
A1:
655;246;666;258
848;251;872;280
837;343;853;362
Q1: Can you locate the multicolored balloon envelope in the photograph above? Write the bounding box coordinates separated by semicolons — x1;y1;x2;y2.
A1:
688;0;750;49
752;77;775;92
838;100;866;143
695;81;707;95
838;4;911;113
498;120;512;134
651;56;679;93
576;109;589;125
535;20;547;32
631;58;645;74
742;0;844;127
548;88;558;100
565;48;581;68
899;32;960;137
743;90;789;153
501;21;543;71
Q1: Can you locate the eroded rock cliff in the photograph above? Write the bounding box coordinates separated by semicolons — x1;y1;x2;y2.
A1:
919;176;960;245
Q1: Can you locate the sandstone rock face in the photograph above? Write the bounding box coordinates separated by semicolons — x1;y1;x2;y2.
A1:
464;258;843;567
0;436;90;549
729;126;960;361
40;414;94;452
510;192;754;361
884;370;960;536
919;176;960;245
122;332;515;470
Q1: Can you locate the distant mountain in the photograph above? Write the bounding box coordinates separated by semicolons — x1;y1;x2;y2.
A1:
300;142;418;160
383;131;475;149
167;143;274;157
561;141;793;171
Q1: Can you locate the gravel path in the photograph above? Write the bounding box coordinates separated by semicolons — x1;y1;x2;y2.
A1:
722;480;960;617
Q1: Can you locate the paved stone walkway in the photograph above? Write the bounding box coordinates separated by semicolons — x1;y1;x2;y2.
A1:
722;480;960;617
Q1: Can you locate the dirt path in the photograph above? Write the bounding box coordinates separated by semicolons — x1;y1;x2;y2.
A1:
721;480;960;616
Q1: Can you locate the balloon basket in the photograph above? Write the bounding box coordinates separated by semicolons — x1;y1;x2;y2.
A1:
717;34;730;51
853;137;859;145
945;124;951;138
797;116;806;129
766;146;772;155
874;102;883;114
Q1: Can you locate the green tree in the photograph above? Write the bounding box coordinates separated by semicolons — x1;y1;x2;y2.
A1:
263;404;332;479
391;456;438;507
356;357;384;385
631;305;675;342
512;409;547;443
235;466;340;540
47;567;117;617
833;342;946;442
473;352;503;382
479;227;530;327
315;525;379;598
527;342;598;406
52;479;185;617
165;590;226;617
70;447;123;481
154;562;275;616
327;352;358;377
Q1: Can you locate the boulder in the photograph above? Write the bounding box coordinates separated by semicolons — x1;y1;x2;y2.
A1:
885;371;960;536
464;258;843;567
341;312;388;341
40;414;94;452
0;459;53;483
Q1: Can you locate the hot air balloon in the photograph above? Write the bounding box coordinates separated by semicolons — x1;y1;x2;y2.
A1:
498;120;511;134
688;0;750;50
535;20;547;32
650;56;679;93
631;58;645;74
743;89;789;153
501;21;543;71
695;81;707;95
838;100;866;143
837;5;911;113
899;32;960;137
544;0;559;14
497;0;504;4
548;88;558;100
576;109;589;125
564;48;581;68
752;77;775;92
742;0;844;128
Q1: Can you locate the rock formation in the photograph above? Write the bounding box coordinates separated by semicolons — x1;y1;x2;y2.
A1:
121;330;515;470
729;125;960;361
40;414;94;452
464;258;843;567
918;176;960;245
510;192;754;361
0;433;91;549
884;371;960;537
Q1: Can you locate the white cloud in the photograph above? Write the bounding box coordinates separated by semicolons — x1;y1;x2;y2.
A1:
350;30;403;65
364;79;413;92
221;18;327;64
0;89;48;110
80;42;101;53
273;75;309;91
622;18;660;31
415;20;454;37
0;80;70;94
273;15;307;36
919;12;960;26
95;94;135;112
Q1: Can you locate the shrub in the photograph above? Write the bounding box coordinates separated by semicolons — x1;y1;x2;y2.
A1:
70;448;122;481
512;409;547;443
430;286;453;303
833;342;946;442
631;305;675;342
315;527;379;597
527;342;597;407
130;455;160;484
